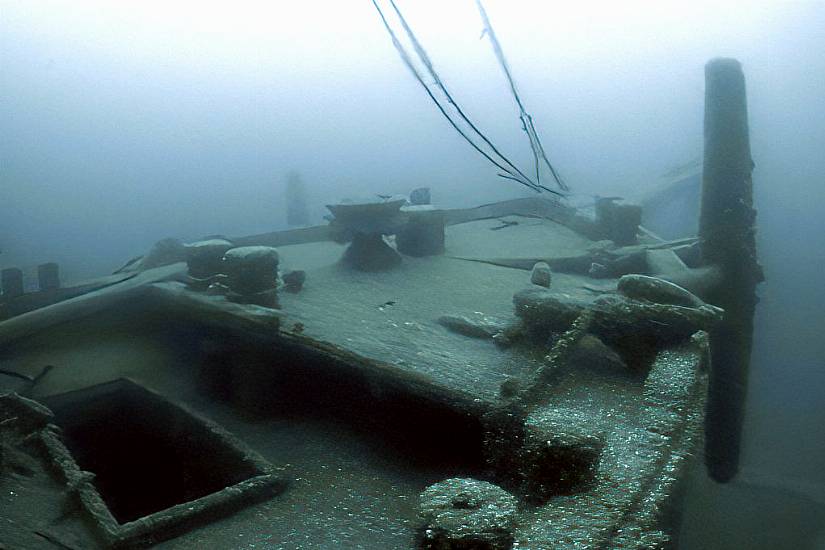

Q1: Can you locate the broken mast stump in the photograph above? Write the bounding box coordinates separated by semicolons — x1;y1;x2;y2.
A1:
285;171;310;227
1;268;24;299
37;262;61;291
699;58;763;483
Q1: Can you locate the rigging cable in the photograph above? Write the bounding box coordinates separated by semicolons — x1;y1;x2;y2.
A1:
371;0;566;195
386;0;537;190
475;0;569;191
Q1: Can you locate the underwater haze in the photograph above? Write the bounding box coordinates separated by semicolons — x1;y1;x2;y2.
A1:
2;1;825;548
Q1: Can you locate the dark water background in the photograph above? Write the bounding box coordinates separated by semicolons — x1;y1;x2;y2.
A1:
2;2;824;547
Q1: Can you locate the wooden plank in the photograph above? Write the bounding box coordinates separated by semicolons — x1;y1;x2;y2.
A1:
0;264;186;348
231;224;333;248
231;197;598;249
0;272;137;319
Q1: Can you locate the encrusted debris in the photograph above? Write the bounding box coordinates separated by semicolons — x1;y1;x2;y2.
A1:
418;478;517;550
530;261;552;288
1;393;52;478
282;270;306;293
513;289;588;337
437;315;508;340
513;287;722;370
520;407;605;503
570;333;629;374
617;273;713;310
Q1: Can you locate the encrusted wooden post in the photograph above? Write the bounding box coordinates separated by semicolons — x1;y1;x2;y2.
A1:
1;268;24;298
37;262;61;291
700;58;763;482
285;171;309;227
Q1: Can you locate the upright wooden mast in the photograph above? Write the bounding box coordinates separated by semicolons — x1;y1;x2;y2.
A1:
700;58;763;482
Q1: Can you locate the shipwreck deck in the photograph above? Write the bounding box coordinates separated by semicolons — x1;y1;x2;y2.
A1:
0;208;707;549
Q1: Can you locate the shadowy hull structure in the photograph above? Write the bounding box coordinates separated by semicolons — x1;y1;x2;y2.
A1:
0;60;759;549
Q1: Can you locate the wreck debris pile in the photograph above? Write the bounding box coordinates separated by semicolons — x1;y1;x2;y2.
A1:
587;294;724;360
513;289;589;337
512;277;722;386
418;478;517;550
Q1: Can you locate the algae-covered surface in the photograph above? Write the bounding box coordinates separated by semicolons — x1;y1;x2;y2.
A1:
444;215;594;260
275;216;611;401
